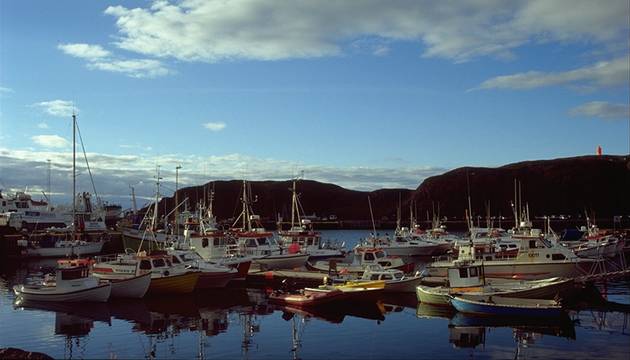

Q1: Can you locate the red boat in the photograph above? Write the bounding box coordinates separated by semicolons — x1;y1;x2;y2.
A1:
269;287;351;307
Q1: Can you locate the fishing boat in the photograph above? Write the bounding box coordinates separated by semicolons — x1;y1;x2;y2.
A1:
345;264;422;293
426;232;594;280
0;190;71;230
176;188;253;280
307;247;413;275
417;259;576;306
276;179;345;259
449;294;564;317
167;248;237;289
13;262;111;302
91;255;152;298
21;114;109;258
227;181;309;270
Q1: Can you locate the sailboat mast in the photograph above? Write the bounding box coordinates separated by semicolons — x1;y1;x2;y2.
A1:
152;166;161;231
368;196;377;236
291;179;297;228
72;113;76;240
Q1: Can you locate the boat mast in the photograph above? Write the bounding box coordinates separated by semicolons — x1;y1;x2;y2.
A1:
368;196;377;236
291;179;297;229
72;113;76;240
47;159;51;208
175;165;181;239
152;165;161;232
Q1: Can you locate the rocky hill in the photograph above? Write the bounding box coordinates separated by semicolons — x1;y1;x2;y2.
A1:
154;155;629;225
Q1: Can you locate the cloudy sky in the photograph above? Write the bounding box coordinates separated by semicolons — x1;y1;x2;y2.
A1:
1;0;629;208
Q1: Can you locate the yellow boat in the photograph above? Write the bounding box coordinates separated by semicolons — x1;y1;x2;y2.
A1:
332;280;386;291
146;271;200;295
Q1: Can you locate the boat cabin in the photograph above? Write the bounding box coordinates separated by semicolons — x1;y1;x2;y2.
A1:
447;260;485;289
361;264;404;281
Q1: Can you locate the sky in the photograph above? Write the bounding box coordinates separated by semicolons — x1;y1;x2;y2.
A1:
0;0;629;208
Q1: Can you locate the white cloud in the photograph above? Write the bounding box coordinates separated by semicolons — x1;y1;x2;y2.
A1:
37;122;49;129
57;43;111;61
119;144;153;151
569;101;630;120
58;42;171;78
87;59;171;78
202;122;226;131
32;100;78;117
0;86;14;93
473;56;629;91
101;0;628;63
0;147;447;207
31;135;70;148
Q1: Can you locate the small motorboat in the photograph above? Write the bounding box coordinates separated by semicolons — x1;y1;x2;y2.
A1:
168;248;238;289
13;262;111;302
269;287;352;307
346;264;422;293
449;294;564;317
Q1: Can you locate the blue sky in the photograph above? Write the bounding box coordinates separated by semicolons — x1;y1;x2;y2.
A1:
1;0;629;206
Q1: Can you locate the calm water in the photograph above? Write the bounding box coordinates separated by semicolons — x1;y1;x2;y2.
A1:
1;230;629;359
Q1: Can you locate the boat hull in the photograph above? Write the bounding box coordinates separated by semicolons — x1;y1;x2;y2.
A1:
13;283;112;302
450;295;564;317
23;241;105;258
428;261;589;280
416;285;450;306
196;271;235;289
109;272;152;298
253;253;309;270
146;272;200;295
384;243;451;257
383;276;423;293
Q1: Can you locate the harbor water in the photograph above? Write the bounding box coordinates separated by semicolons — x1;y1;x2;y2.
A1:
1;230;629;359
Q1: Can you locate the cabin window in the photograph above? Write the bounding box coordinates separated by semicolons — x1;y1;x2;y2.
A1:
485;256;492;261
307;238;314;246
469;267;478;277
140;260;152;270
165;259;172;266
364;252;375;261
380;261;392;267
257;237;268;245
370;274;380;280
2;201;5;206
551;253;566;260
202;238;209;248
61;268;86;280
171;256;181;264
459;268;469;278
152;258;166;268
375;251;385;259
214;238;221;246
247;239;257;247
529;240;537;249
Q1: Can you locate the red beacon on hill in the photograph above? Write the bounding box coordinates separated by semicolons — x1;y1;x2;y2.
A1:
596;145;602;156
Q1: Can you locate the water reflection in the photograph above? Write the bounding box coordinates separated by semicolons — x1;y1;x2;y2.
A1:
2;257;629;359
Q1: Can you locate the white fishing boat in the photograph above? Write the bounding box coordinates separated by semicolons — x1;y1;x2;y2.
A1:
13;262;111;302
307;247;414;274
276;179;345;259
91;255;152;298
167;248;237;289
562;218;625;259
0;190;71;230
227;181;309;270
417;259;576;306
20;114;109;258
